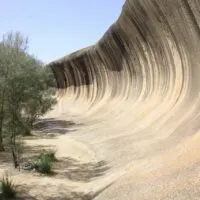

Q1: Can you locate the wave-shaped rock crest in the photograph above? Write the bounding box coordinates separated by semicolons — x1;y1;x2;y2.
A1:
47;0;200;199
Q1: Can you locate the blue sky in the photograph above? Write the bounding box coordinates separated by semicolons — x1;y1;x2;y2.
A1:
0;0;124;64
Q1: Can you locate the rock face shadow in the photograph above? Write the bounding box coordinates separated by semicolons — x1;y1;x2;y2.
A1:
54;158;110;182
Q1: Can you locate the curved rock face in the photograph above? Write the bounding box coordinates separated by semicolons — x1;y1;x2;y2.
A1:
47;0;200;199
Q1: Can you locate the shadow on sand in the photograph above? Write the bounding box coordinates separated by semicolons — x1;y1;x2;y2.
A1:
54;157;110;182
0;118;110;200
14;157;110;200
0;149;110;200
33;118;82;135
15;191;94;200
15;187;94;200
15;174;113;200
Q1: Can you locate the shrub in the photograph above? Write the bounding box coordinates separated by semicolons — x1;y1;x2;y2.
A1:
23;150;57;173
41;150;57;162
36;155;53;174
34;149;56;162
0;175;16;199
34;150;56;174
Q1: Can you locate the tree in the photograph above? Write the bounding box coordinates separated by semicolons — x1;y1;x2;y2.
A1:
0;43;10;151
0;32;56;166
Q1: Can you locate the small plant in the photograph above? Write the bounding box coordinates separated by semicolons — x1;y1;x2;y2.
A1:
0;175;16;199
33;150;56;174
23;150;56;174
37;155;53;174
39;150;57;162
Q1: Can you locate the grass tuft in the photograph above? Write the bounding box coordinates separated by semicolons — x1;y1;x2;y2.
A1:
34;150;56;174
36;155;53;174
23;149;57;174
40;150;56;162
0;175;16;199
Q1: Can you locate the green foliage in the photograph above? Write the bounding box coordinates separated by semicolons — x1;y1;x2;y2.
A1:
0;175;16;199
33;149;56;162
37;156;52;174
23;149;56;173
0;31;57;166
36;152;55;174
40;150;57;162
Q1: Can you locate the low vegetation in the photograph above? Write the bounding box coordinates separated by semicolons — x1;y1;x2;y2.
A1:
35;150;56;174
23;150;57;174
39;150;57;162
0;175;16;199
36;154;53;174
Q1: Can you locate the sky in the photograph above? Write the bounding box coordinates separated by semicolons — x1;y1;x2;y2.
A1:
0;0;124;64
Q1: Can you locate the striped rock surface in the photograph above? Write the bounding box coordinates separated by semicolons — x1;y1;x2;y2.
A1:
47;0;200;199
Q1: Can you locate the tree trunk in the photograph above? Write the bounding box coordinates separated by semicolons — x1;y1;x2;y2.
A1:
11;131;19;168
0;136;4;151
0;88;5;151
11;146;19;168
0;115;5;151
22;123;31;136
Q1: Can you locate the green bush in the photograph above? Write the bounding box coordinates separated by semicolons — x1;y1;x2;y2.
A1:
39;150;56;162
37;155;53;174
0;175;16;199
33;150;56;174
